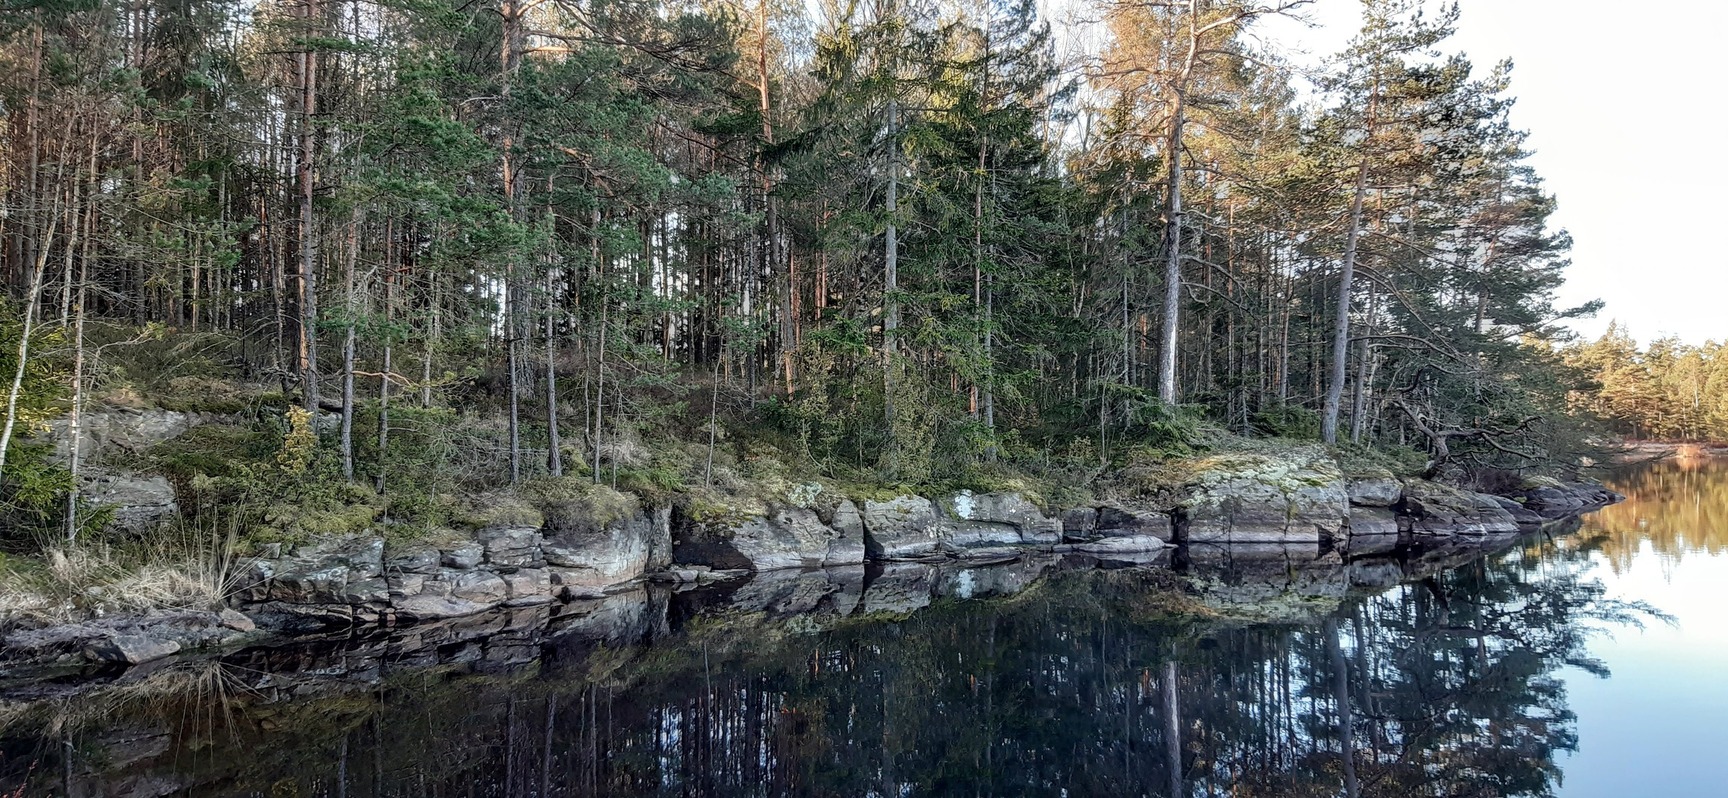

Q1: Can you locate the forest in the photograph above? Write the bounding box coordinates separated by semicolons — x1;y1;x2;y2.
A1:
0;0;1612;552
1566;324;1728;443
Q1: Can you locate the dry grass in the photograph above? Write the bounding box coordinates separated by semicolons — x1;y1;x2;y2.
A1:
0;528;252;626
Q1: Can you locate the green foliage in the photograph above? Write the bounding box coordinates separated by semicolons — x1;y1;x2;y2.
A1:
1566;325;1728;442
1251;403;1321;441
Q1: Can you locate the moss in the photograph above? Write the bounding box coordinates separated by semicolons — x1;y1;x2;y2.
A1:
150;375;262;414
457;495;544;530
513;476;637;532
253;494;384;545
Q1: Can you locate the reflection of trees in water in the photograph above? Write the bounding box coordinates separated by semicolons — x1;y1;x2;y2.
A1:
1580;459;1728;571
0;547;1656;797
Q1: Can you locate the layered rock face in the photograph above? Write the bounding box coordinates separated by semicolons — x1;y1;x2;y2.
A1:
1180;448;1349;546
238;501;673;630
233;458;1620;632
674;502;866;570
862;492;1060;559
31;411;1593;647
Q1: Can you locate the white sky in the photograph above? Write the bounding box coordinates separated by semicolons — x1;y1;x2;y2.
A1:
1245;0;1728;347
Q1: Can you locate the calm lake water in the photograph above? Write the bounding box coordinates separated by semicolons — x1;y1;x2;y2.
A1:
1;459;1724;797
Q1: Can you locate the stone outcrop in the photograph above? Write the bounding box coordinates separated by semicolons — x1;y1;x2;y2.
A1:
81;469;179;535
1346;471;1403;507
47;408;228;463
1082;506;1175;550
1509;481;1623;520
238;503;673;630
936;491;1062;550
1179;448;1349;545
672;503;866;571
15;423;1625;659
859;492;1063;559
860;496;946;558
1396;482;1521;537
1;608;257;667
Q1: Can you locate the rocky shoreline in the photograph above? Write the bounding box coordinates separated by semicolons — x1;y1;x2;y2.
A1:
0;442;1620;675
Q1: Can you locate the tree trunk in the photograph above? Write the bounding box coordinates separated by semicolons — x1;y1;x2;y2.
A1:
883;96;900;439
0;189;59;478
297;0;322;417
1321;83;1380;444
339;215;358;482
1157;0;1201;407
546;268;563;477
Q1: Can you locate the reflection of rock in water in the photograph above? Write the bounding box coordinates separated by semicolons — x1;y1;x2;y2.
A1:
1;524;1655;798
0;473;1633;797
1183;541;1351;619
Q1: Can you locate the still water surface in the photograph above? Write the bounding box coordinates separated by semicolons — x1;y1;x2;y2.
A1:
1;459;1724;797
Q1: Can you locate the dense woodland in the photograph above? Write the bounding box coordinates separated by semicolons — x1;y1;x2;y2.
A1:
0;0;1612;544
1566;325;1728;443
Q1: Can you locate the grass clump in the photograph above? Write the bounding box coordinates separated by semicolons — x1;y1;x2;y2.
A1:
0;525;248;627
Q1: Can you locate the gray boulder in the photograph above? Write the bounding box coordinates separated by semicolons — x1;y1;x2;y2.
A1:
938;491;1062;549
441;542;483;570
501;568;554;605
82;470;178;535
50;408;219;463
477;526;544;567
1092;505;1175;549
449;570;510;604
1398;482;1519;536
1181;448;1349;544
1060;507;1098;541
241;536;386;605
674;505;866;571
539;504;663;590
84;634;181;665
862;496;945;558
1347;506;1399;538
1346;473;1403;507
387;544;442;575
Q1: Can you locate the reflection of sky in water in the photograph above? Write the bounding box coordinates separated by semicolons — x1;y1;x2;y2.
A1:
1557;460;1728;797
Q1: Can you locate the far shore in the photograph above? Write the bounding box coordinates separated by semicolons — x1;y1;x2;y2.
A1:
1613;441;1728;462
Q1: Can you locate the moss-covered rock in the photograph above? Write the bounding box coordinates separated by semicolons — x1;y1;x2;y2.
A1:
1178;446;1348;544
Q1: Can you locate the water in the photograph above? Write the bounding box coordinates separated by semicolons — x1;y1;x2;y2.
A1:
1;460;1723;797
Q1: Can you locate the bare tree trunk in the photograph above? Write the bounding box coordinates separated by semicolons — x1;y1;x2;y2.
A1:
339;215;358;482
1321;84;1379;444
377;262;392;493
1157;0;1201;407
1349;290;1378;443
500;0;524;485
546;268;563;477
883;96;899;439
65;137;97;540
297;0;322;418
0;189;60;478
592;299;607;484
66;218;90;541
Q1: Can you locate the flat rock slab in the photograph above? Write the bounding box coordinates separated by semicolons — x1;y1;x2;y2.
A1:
1181;448;1349;545
84;634;181;665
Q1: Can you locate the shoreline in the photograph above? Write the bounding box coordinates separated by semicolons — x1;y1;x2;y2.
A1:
0;474;1620;683
1612;441;1728;462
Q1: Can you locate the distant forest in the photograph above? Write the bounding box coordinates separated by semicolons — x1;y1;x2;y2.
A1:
0;0;1608;493
1568;325;1728;443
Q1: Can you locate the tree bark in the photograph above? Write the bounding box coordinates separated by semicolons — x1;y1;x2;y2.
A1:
1322;83;1379;445
297;0;322;417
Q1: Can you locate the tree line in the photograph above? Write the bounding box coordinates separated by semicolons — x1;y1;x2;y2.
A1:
1567;324;1728;442
0;0;1598;507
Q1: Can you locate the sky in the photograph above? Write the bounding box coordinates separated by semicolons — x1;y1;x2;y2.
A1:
1055;0;1727;347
